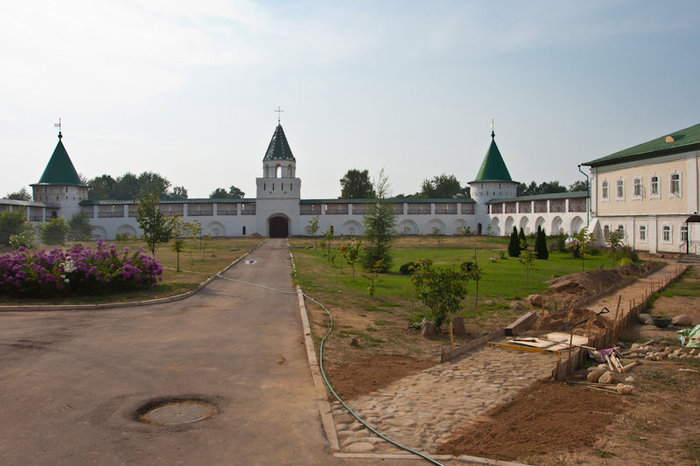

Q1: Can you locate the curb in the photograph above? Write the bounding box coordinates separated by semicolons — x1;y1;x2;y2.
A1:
289;246;340;451
0;244;261;313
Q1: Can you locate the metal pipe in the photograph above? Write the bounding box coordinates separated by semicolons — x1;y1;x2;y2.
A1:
577;164;590;226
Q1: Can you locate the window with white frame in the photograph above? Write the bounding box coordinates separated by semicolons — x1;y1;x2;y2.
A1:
603;225;610;239
601;180;609;200
670;172;681;196
639;225;646;241
662;225;671;242
616;179;624;199
617;225;624;237
681;225;688;243
650;175;659;197
633;177;642;198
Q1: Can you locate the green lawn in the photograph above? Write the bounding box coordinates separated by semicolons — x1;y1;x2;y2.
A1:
659;267;700;298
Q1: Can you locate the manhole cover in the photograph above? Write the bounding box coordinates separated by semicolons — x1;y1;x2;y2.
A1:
138;400;217;426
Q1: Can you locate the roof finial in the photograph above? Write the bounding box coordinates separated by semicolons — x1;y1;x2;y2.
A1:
275;106;284;125
54;118;62;139
490;118;495;139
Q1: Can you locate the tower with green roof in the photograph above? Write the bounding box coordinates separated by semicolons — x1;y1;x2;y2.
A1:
31;130;88;218
468;128;518;234
255;121;301;237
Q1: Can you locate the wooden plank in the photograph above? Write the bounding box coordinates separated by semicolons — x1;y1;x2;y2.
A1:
545;332;588;346
488;341;562;355
504;311;537;337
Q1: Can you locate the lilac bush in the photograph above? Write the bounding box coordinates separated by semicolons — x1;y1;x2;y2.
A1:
0;239;162;297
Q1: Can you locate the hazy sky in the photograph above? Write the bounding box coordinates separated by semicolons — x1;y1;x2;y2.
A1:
2;0;698;199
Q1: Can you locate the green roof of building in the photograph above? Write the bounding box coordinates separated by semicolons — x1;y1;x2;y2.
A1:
35;134;84;186
583;123;700;167
471;132;513;183
263;124;295;161
486;191;588;204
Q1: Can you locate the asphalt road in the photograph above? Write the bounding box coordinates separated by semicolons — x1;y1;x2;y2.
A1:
0;239;342;465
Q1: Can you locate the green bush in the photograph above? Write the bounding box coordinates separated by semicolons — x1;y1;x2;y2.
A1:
38;218;69;245
0;210;31;246
508;227;520;257
9;231;34;249
399;259;433;275
68;212;93;241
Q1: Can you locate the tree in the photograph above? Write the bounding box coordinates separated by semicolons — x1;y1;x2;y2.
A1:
421;174;469;198
569;180;590;192
209;186;245;199
68;212;93;241
6;187;31;201
340;240;362;281
340;169;375;199
519;227;527;249
38;217;69;245
461;261;482;308
165;186;188;200
411;262;469;344
88;175;117;200
508;227;520;257
361;169;396;272
169;215;196;272
517;180;568;196
535;225;549;260
308;215;320;247
571;226;595;271
605;229;625;267
0;210;31;246
135;190;173;255
518;239;537;289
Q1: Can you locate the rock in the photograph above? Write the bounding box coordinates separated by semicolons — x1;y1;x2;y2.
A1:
690;349;698;356
638;313;652;325
421;319;436;337
452;317;467;337
616;383;634;395
527;294;544;307
510;301;525;312
624;376;635;382
587;368;607;383
344;442;375;453
598;372;617;384
349;337;359;346
631;343;642;350
672;314;693;327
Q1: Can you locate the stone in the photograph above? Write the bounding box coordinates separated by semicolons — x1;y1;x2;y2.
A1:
672;314;693;327
631;343;642;350
510;301;525;312
690;349;698;356
638;313;652;325
349;337;359;346
452;317;467;337
616;383;634;395
598;372;617;384
527;294;544;307
421;319;435;337
587;368;607;383
344;442;375;453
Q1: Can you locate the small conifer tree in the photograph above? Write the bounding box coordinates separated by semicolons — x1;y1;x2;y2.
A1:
508;226;520;257
519;227;527;249
535;225;549;260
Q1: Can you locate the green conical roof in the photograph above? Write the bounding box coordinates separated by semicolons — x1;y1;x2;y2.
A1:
37;134;83;186
263;124;295;161
472;132;513;182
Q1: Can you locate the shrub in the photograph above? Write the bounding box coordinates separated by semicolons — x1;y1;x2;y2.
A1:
38;218;69;245
68;212;93;241
0;239;162;297
114;233;134;242
0;210;31;246
508;227;520;257
535;226;549;260
9;231;34;249
399;259;433;275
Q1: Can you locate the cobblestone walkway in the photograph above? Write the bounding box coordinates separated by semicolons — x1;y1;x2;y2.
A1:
333;346;557;454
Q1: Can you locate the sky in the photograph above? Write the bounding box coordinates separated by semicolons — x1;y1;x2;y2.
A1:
1;0;698;200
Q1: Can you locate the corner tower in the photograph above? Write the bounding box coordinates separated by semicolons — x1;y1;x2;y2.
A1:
255;122;302;237
31;130;88;218
468;128;518;233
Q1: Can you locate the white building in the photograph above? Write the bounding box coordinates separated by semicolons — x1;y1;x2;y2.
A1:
2;123;592;241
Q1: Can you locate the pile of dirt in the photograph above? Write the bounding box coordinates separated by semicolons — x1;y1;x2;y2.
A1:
532;307;613;336
323;354;434;401
437;379;627;461
544;263;655;303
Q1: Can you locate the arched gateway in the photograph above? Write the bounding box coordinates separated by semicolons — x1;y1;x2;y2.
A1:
269;216;289;238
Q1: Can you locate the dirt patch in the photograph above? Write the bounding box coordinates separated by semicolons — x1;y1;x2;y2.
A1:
543;263;657;305
323;354;434;400
532;307;613;337
437;362;700;465
437;379;626;460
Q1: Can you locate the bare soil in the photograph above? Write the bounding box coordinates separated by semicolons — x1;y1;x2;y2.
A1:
323;354;434;400
438;362;700;465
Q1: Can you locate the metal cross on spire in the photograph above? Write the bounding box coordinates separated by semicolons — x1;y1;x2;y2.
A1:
54;118;62;139
275;106;284;125
490;118;495;139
